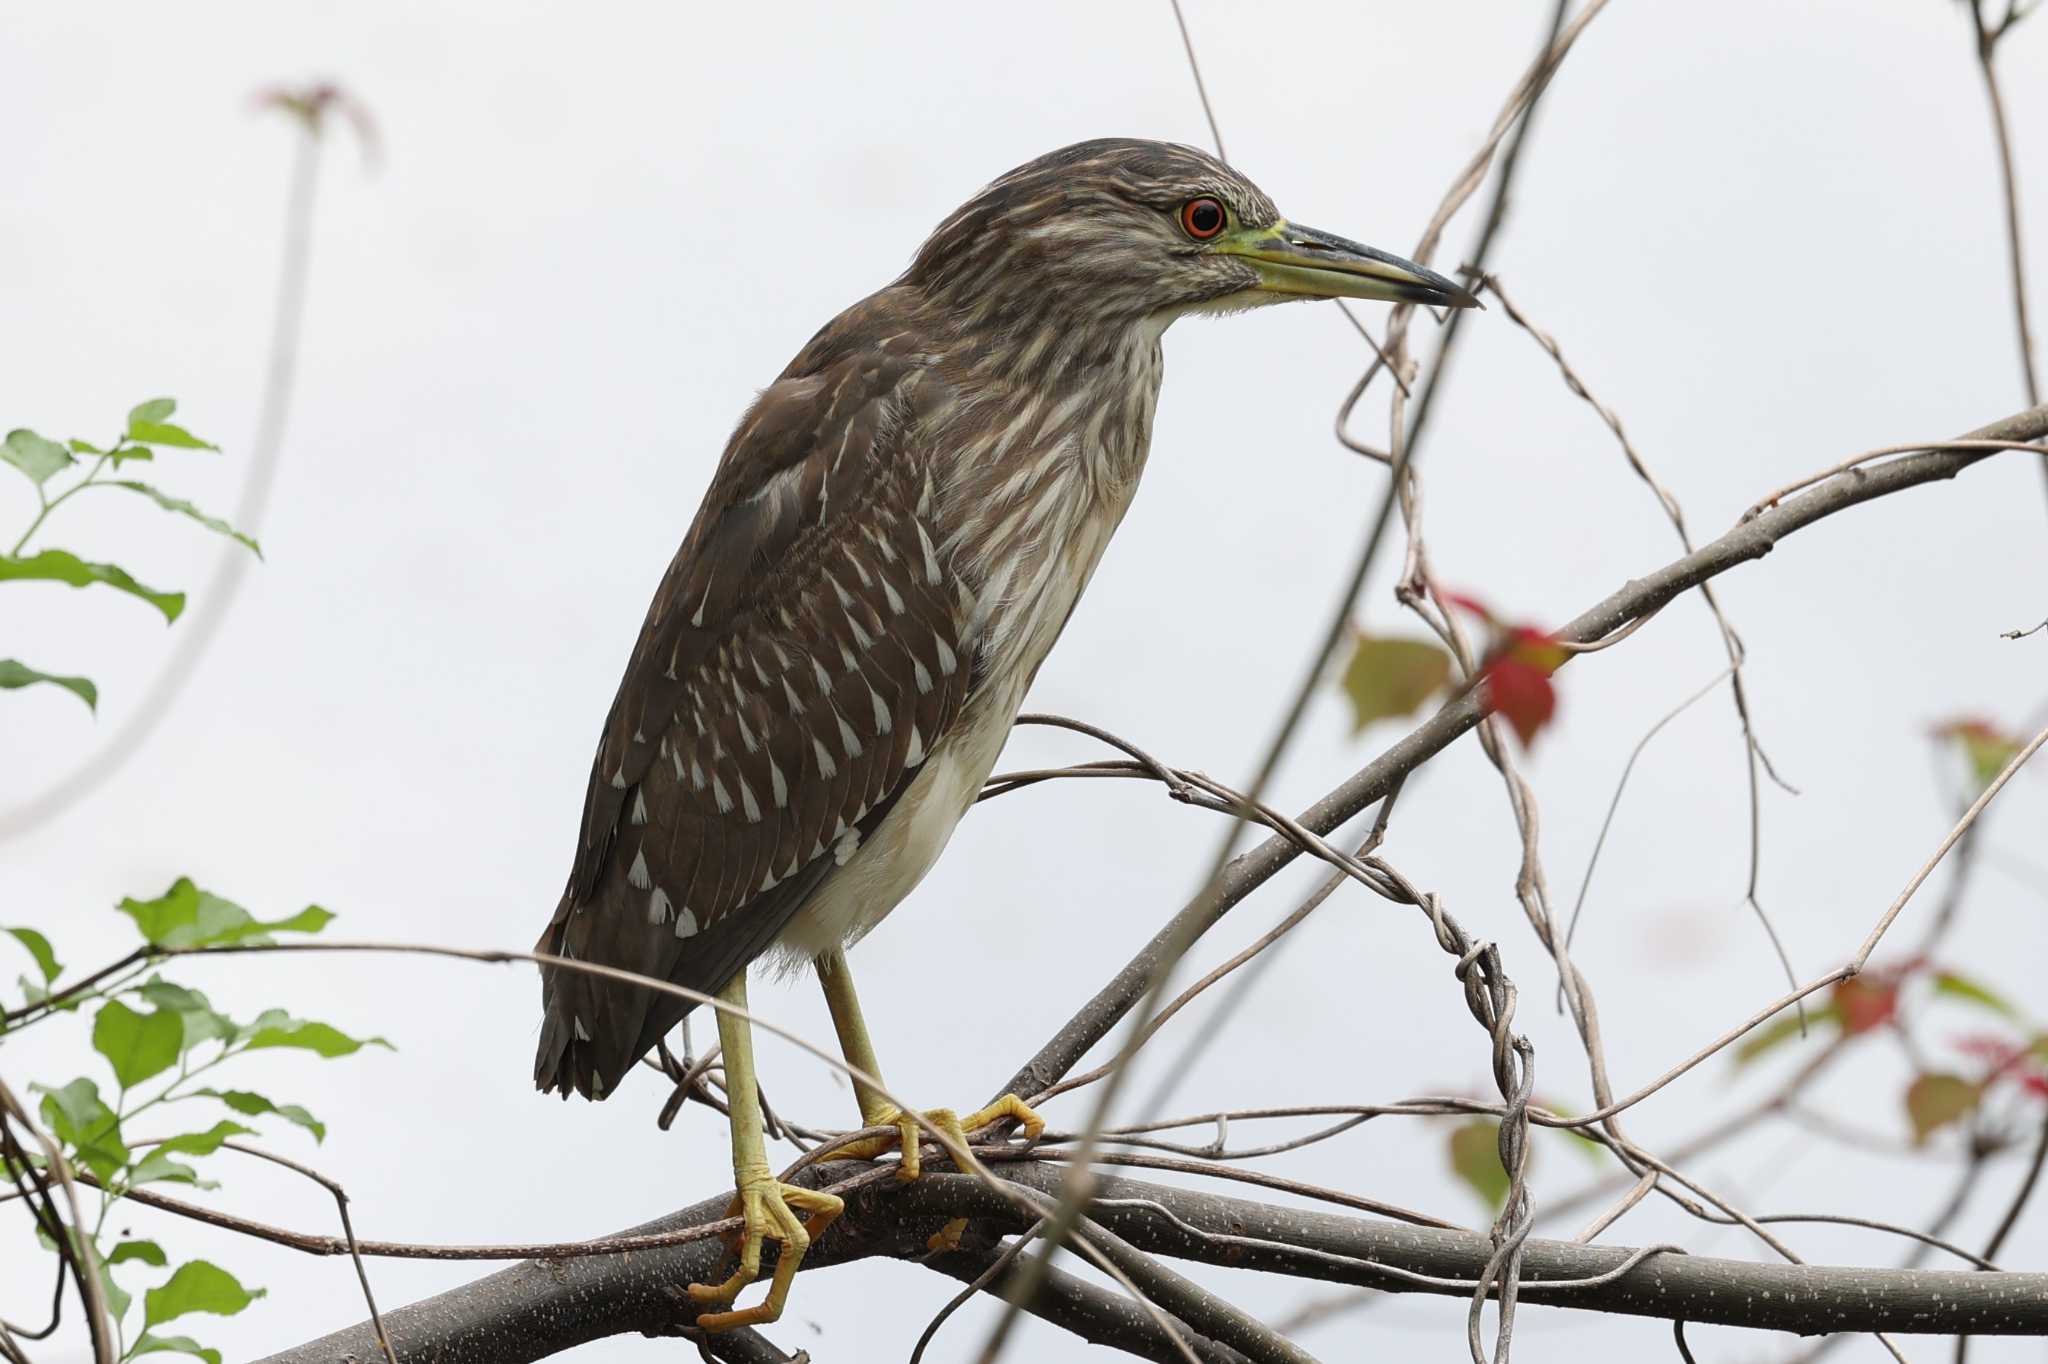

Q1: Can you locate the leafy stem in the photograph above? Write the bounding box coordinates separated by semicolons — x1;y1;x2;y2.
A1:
9;438;120;556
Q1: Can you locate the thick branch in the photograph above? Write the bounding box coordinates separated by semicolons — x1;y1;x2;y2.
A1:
262;1161;2048;1363
253;1165;918;1364
903;1167;2048;1337
997;403;2048;1104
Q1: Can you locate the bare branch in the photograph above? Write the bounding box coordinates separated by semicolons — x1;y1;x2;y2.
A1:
1965;0;2042;411
0;88;356;842
999;403;2048;1108
257;1162;2048;1363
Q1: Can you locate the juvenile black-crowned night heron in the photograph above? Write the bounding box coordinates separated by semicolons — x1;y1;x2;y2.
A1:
534;137;1476;1329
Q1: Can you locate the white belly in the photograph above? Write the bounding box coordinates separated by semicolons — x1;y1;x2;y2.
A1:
768;668;1027;966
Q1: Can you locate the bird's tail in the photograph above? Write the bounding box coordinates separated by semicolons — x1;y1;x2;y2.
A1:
533;898;617;1101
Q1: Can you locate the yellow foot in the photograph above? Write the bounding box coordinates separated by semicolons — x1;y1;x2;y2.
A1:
686;1164;844;1332
837;1093;1046;1181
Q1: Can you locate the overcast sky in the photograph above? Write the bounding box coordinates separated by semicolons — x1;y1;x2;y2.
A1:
4;2;2047;1361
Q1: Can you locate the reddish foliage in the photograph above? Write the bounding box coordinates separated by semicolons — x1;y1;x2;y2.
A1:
1950;1031;2048;1099
1447;594;1566;747
1833;975;1900;1035
1441;590;1495;624
1484;655;1557;746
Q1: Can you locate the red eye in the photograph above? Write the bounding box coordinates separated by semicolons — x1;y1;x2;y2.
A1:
1179;196;1226;240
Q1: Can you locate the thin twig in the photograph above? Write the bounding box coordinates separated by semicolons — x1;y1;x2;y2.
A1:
1481;270;1801;1003
127;1137;399;1364
913;1219;1047;1364
1965;0;2042;411
0;90;357;841
1167;0;1226;164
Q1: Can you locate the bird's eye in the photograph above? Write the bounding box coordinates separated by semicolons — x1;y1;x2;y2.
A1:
1179;197;1227;240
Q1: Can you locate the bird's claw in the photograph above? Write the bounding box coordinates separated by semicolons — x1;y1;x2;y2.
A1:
687;1163;843;1332
838;1093;1045;1181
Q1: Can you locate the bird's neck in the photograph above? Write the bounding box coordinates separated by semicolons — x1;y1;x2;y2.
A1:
950;312;1166;487
927;312;1168;693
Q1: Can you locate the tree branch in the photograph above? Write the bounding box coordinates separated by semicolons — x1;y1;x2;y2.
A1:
259;1160;2048;1363
997;402;2048;1106
256;403;2048;1364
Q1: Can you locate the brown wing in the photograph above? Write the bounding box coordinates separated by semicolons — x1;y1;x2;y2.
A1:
535;324;971;1098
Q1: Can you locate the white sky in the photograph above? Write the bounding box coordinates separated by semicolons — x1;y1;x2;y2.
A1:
4;2;2047;1361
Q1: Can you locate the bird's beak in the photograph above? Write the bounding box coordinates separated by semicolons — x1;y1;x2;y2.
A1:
1214;221;1481;309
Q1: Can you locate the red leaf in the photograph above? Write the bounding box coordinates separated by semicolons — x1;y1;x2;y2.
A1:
1506;626;1569;674
1444;591;1565;746
1484;656;1557;746
1833;976;1898;1035
1443;591;1497;626
1949;1032;2048;1097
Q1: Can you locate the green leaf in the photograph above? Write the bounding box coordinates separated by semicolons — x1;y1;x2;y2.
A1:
92;1239;133;1325
126;397;216;451
33;1077;128;1181
1447;1118;1512;1211
68;438;104;455
1905;1072;1981;1145
129;1149;213;1188
133;978;213;1012
192;1088;325;1142
132;1334;223;1364
3;428;75;484
152;1120;254;1157
106;482;258;555
262;905;336;936
237;1008;390;1058
118;879;333;949
118;879;217;945
1734;1001;1841;1066
15;973;88;1014
126;422;216;450
1340;634;1453;734
134;976;236;1050
93;999;183;1090
4;926;61;983
0;658;98;710
110;1238;168;1267
0;550;184;622
1931;971;2019;1019
143;1261;264;1328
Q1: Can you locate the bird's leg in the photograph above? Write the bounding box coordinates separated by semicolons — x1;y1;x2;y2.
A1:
686;969;843;1332
815;947;1045;1187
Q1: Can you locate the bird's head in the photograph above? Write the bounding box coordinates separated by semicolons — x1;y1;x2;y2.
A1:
906;137;1478;333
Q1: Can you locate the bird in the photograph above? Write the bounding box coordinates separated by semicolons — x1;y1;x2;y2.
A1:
532;136;1478;1330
